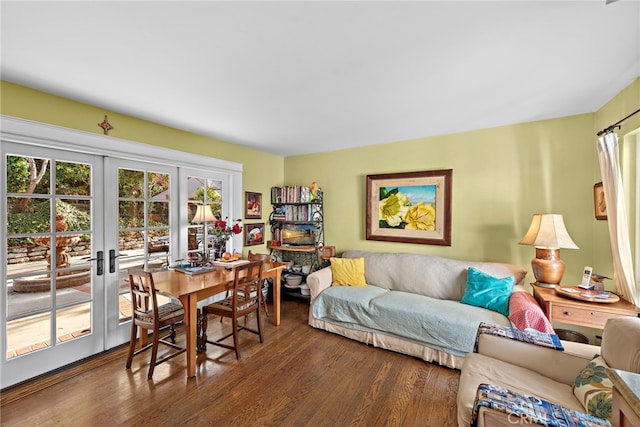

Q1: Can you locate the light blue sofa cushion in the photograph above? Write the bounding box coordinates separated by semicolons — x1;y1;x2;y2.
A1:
312;285;511;356
311;284;389;324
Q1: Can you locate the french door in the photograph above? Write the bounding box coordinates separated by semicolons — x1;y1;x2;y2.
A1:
1;115;243;388
1;148;182;388
1;148;184;387
104;158;179;348
2;143;105;387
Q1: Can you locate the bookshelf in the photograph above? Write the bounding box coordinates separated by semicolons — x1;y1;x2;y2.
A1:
269;185;324;301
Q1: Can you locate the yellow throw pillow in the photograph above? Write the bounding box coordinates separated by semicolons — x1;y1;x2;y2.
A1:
330;257;367;287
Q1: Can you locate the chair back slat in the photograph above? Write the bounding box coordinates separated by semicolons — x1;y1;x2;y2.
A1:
128;269;160;326
247;252;272;314
231;260;263;313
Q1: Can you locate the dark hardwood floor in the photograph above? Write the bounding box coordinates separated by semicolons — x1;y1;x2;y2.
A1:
1;299;460;426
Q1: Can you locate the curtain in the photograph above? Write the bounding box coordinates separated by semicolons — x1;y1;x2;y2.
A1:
596;132;638;306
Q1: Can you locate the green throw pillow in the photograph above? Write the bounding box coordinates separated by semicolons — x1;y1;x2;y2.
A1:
460;267;514;316
573;355;613;422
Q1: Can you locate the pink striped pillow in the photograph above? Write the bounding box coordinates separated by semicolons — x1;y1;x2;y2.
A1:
508;290;555;334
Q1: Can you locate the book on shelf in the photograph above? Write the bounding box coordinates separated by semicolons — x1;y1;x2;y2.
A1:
271;204;313;221
271;185;314;204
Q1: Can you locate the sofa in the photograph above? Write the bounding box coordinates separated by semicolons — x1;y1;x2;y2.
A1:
307;250;529;370
457;316;640;426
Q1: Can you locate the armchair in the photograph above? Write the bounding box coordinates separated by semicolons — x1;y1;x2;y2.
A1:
456;317;640;426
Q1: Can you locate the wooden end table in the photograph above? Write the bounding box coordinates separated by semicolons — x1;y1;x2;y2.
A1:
532;284;639;330
608;369;640;427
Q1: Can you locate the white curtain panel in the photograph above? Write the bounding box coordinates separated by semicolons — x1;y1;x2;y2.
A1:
596;132;638;306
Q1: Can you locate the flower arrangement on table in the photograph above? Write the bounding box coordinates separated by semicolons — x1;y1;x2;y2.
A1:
379;187;436;230
211;218;243;241
210;218;243;259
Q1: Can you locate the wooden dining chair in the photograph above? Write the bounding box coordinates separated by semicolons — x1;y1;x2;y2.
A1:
126;269;186;379
248;250;273;316
199;260;264;359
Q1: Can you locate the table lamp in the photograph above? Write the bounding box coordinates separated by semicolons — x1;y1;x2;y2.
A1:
192;204;216;261
193;204;216;224
519;213;579;288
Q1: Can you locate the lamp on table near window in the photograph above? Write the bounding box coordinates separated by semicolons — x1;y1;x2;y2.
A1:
519;213;579;288
192;204;216;262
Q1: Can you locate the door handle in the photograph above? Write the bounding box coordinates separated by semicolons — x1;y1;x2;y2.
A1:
88;251;104;276
109;249;119;273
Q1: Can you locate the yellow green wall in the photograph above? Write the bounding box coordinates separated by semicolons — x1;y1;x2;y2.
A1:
286;115;597;285
286;78;639;286
0;81;285;255
2;79;639;287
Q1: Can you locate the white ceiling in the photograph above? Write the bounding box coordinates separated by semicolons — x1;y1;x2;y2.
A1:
2;1;639;156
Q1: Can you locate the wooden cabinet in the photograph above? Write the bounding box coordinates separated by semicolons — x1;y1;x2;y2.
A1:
532;285;639;330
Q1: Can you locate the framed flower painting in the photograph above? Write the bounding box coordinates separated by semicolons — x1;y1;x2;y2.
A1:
366;169;452;246
245;191;262;219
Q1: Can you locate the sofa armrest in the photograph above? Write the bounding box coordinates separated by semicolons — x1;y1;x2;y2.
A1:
472;383;610;427
307;266;332;303
476;333;600;385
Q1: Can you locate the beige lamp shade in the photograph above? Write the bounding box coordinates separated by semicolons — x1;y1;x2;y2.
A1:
519;214;578;287
519;214;579;249
192;204;216;224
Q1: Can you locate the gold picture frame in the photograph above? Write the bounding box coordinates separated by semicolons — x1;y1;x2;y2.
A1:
245;191;262;219
366;169;452;246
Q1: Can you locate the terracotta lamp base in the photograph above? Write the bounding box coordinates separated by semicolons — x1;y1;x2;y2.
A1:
531;248;565;288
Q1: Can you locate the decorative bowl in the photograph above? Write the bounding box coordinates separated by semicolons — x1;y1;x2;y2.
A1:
300;284;310;295
284;274;303;287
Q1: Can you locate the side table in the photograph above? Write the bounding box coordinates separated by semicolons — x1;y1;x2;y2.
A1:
608;368;640;427
532;285;639;330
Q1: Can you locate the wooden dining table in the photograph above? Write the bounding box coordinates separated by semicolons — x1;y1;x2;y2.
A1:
152;260;286;377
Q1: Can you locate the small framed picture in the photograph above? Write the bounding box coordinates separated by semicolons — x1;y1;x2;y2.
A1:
245;223;265;246
593;182;607;220
245;192;262;219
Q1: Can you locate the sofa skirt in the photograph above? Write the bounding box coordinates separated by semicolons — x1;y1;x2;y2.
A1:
308;313;465;369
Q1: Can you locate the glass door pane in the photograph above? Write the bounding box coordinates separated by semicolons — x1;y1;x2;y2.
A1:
187;176;224;262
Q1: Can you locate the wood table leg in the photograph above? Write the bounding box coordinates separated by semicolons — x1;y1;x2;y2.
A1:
180;294;197;377
273;268;282;326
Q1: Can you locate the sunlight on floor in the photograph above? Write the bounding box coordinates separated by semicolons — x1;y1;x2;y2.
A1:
6;304;91;359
